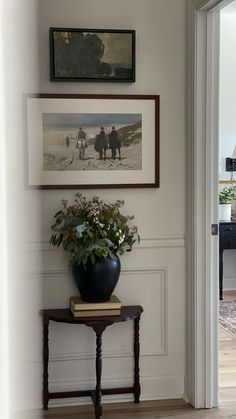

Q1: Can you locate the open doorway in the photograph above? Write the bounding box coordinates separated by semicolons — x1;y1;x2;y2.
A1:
218;0;236;405
186;0;236;408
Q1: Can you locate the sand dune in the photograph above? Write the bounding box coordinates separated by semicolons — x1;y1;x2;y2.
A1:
43;141;142;171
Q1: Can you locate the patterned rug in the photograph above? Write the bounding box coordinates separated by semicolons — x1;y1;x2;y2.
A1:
219;300;236;336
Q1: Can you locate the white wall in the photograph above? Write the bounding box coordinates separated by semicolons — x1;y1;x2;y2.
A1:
0;0;187;414
219;4;236;181
29;0;186;408
220;5;236;290
1;0;187;413
3;0;185;419
2;0;43;417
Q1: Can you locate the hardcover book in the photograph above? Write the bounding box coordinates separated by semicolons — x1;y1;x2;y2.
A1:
70;295;121;311
70;307;121;318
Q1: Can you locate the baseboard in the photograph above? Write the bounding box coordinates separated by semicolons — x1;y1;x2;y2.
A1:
11;398;190;418
48;375;184;408
223;277;236;291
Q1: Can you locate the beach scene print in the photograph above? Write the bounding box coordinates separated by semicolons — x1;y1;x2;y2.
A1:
43;113;142;171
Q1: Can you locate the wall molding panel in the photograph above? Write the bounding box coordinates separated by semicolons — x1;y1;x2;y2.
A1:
22;238;184;406
45;266;168;359
139;235;185;249
23;234;185;253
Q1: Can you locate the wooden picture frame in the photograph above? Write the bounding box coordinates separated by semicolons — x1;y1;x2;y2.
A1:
27;94;159;189
49;28;135;82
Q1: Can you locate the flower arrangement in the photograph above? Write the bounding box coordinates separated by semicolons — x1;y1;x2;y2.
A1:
219;185;236;204
50;193;140;266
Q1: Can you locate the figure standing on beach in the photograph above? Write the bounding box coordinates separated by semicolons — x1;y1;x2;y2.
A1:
109;126;121;160
76;127;88;160
94;127;108;160
65;135;70;147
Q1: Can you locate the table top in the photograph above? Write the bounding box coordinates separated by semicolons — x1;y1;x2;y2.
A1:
220;220;236;224
41;305;143;325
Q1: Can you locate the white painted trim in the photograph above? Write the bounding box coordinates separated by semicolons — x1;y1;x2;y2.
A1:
28;265;168;277
139;236;185;249
39;266;168;356
194;9;208;409
185;1;195;406
49;347;167;362
11;375;185;411
0;2;9;417
48;375;184;408
187;0;234;409
194;0;232;10
22;235;185;252
34;267;168;358
205;9;220;408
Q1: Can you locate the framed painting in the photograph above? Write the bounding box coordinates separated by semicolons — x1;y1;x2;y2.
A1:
49;28;135;82
27;94;159;189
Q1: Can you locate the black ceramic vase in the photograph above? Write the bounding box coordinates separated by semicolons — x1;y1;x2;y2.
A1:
71;255;121;302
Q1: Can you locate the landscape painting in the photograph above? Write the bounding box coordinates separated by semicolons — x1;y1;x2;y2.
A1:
50;28;135;82
27;94;159;188
43;113;142;171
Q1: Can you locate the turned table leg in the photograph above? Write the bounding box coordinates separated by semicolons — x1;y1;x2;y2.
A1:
134;316;141;403
95;330;103;418
43;317;49;410
219;248;224;300
91;324;107;419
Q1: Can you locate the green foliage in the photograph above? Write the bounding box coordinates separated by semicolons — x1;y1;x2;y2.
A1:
50;193;140;266
54;32;111;78
219;185;236;204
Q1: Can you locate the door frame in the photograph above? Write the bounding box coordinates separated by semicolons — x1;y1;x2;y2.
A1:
186;0;233;408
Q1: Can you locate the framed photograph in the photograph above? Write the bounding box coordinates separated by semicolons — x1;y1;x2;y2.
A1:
27;94;159;189
49;28;135;82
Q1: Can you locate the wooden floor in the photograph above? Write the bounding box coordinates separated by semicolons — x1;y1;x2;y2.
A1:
40;291;236;418
41;399;236;419
219;290;236;404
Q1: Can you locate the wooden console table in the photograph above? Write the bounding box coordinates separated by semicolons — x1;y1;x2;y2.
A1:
219;221;236;300
41;305;143;419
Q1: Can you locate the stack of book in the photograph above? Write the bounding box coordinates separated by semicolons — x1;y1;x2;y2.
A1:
70;295;122;318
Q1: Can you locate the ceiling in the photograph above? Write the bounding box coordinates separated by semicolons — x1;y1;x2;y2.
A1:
222;0;236;15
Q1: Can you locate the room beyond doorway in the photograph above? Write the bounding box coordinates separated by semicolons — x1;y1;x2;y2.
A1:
219;291;236;404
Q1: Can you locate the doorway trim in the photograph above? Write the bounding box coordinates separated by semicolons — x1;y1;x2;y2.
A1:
186;0;233;408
